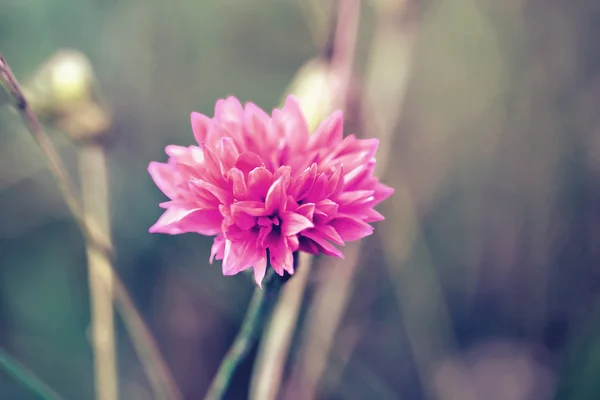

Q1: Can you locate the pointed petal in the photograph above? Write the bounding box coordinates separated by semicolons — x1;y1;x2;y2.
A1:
231;201;269;217
191;112;213;144
253;256;268;288
310;110;343;150
331;216;374;241
269;235;293;276
149;207;222;235
215;97;244;141
189;178;230;204
315;224;345;246
289;163;317;200
295;203;315;220
244;102;271;146
265;174;288;214
281;211;314;236
248;167;274;200
228;168;248;200
148;162;178;198
301;230;344;258
199;144;223;183
217;137;240;170
210;234;226;263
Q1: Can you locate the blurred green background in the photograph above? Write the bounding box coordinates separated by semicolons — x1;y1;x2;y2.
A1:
2;0;600;399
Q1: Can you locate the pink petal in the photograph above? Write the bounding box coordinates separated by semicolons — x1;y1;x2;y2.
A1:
314;224;345;246
299;237;320;255
331;215;374;241
165;145;190;159
303;173;329;203
343;162;375;190
369;182;395;205
269;234;293;276
337;190;375;206
191;112;213;144
215;97;244;136
310;110;343;150
244;102;271;147
199;144;223;184
222;239;257;276
189;178;231;204
314;199;339;218
301;230;344;258
231;201;269;217
224;223;256;241
289;163;317;199
210;234;226;263
253;256;268;288
265;175;288;215
217;137;240;170
279;95;309;148
236;152;264;174
286;234;300;252
326;165;344;198
281;211;314;236
228;168;248;200
248;167;273;200
362;208;385;222
149;207;222;235
231;208;256;230
148;162;178;199
294;203;315;220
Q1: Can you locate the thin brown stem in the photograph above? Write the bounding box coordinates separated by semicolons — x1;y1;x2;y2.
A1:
0;51;182;400
0;53;110;254
79;144;118;400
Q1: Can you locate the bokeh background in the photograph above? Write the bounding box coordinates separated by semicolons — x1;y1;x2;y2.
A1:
2;0;600;399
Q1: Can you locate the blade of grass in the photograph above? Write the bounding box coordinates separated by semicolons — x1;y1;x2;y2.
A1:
0;348;65;400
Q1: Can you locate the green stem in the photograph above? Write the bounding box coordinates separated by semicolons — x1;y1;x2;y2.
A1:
204;272;284;400
0;349;65;400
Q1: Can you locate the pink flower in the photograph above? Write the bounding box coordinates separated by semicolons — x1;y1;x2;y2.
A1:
148;96;393;286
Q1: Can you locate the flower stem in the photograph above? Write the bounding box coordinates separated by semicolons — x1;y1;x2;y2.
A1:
79;144;118;400
204;273;283;400
0;52;182;400
0;348;65;400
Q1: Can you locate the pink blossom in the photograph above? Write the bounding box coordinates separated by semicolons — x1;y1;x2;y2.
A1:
148;96;393;286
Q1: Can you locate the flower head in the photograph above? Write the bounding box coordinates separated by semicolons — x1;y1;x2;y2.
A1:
148;96;393;286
